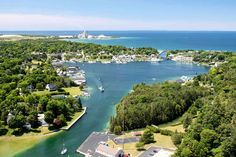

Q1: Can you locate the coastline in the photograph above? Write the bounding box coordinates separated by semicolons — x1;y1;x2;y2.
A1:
61;107;87;130
0;130;59;157
0;108;87;157
0;38;227;157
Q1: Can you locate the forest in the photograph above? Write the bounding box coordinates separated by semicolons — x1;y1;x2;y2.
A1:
0;39;157;136
0;40;83;136
110;53;236;157
168;49;233;65
0;39;158;56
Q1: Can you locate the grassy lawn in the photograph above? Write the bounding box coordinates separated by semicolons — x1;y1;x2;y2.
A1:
33;90;51;96
61;109;85;130
155;116;185;133
107;133;176;157
108;117;184;156
0;135;47;157
152;133;176;148
159;124;185;133
32;60;42;65
107;140;139;156
62;87;83;96
0;110;86;157
33;87;83;96
0;127;57;157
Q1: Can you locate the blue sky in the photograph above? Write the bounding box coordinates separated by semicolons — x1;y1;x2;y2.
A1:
0;0;236;30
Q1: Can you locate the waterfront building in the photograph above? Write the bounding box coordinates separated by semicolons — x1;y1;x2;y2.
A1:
78;31;89;38
96;144;124;157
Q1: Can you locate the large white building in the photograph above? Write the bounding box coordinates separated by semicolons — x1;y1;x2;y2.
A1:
78;31;89;38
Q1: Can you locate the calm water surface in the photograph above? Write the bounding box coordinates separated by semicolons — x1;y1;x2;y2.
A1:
1;31;236;51
17;61;209;157
1;30;223;156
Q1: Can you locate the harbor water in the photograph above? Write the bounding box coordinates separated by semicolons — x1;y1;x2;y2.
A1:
17;61;209;157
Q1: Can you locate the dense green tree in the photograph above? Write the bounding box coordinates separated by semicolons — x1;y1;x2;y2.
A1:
36;82;44;91
113;126;122;135
140;129;155;144
8;114;26;129
183;113;192;130
171;132;184;146
27;110;38;128
110;82;207;131
44;111;54;124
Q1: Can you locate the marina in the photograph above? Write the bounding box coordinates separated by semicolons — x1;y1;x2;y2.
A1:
1;0;236;156
16;61;209;157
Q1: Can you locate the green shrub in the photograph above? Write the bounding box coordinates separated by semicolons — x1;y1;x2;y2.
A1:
140;129;155;144
136;142;145;151
171;132;184;145
160;129;174;136
146;125;160;133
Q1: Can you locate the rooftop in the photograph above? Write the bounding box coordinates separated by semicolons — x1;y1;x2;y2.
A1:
96;144;123;157
138;146;175;157
76;132;117;157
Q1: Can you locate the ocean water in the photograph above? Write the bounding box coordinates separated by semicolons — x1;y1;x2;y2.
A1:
1;31;236;51
16;61;209;157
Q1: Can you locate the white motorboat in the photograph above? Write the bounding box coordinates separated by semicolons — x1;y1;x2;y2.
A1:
61;144;67;155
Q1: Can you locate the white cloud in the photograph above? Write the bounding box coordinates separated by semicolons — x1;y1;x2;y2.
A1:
0;13;235;30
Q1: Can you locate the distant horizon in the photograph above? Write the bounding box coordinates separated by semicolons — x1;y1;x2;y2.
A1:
1;30;236;32
1;1;236;31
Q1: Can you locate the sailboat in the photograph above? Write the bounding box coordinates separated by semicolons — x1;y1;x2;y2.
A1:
98;77;104;92
61;143;67;155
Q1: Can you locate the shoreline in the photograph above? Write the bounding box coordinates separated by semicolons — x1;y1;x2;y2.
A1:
0;108;87;157
0;130;59;157
64;59;211;69
61;107;87;130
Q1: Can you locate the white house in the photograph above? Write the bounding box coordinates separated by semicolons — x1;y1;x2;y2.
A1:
95;144;124;157
45;84;58;91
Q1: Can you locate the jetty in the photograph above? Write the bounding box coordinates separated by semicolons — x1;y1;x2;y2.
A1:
61;107;87;130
